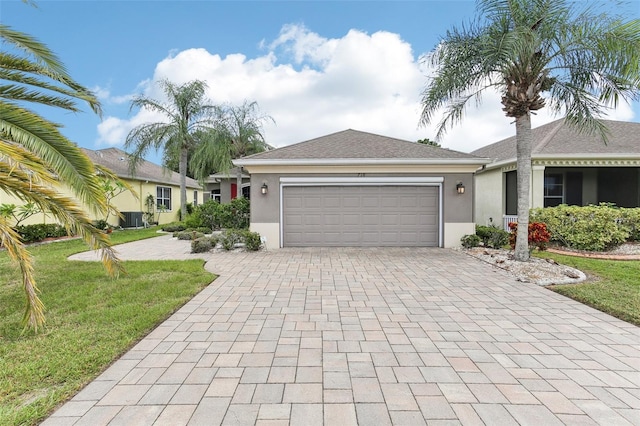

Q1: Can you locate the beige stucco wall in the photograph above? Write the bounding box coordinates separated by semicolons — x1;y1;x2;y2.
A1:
242;164;481;249
474;168;504;227
531;165;545;209
1;178;203;227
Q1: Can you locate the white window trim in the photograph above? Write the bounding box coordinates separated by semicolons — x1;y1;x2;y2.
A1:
156;186;172;211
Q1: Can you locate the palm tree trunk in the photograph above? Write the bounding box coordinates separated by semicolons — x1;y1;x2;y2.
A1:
179;147;188;220
515;114;532;261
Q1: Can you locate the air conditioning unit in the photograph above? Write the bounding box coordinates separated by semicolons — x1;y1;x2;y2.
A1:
119;211;144;228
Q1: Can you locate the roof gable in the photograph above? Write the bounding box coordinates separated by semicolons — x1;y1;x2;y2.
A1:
472;119;640;163
83;147;201;188
237;129;485;163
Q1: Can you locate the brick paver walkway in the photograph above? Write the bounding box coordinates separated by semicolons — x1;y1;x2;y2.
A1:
45;234;640;425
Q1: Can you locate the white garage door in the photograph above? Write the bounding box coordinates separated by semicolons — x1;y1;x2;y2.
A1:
282;186;439;247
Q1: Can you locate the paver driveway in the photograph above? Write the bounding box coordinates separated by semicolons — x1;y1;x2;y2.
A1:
46;235;640;425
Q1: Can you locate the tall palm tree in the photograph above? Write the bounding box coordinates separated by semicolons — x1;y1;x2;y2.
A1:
125;79;218;219
1;24;122;330
420;0;640;261
190;100;273;184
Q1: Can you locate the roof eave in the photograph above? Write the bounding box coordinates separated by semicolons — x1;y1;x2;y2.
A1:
234;158;491;167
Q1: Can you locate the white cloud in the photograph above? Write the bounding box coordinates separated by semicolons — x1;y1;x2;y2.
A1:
97;108;167;147
97;23;635;154
93;85;135;105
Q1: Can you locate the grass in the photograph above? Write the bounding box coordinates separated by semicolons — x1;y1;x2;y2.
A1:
538;251;640;327
0;227;215;426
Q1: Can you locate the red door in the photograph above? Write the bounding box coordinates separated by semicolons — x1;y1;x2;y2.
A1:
231;183;237;199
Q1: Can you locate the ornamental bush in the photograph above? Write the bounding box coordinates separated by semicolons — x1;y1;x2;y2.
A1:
508;222;551;251
219;228;262;251
619;208;640;241
460;234;481;248
243;231;262;251
189;198;250;231
220;229;242;251
162;222;187;232
530;204;629;251
174;231;205;241
475;224;509;248
191;236;218;253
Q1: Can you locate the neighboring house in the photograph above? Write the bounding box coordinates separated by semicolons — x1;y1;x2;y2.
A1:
82;148;203;226
472;118;640;229
234;129;489;250
0;147;203;227
204;167;250;203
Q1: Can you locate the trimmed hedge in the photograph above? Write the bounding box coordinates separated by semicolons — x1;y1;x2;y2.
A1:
15;224;69;244
530;204;640;251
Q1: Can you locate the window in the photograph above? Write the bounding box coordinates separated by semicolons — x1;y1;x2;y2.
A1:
157;186;172;210
193;190;198;206
544;174;563;207
210;189;221;203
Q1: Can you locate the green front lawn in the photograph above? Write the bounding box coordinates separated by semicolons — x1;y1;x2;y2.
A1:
539;252;640;327
0;228;215;425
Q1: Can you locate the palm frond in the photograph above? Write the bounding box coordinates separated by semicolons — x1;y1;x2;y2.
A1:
0;215;44;331
0;25;101;115
0;102;109;216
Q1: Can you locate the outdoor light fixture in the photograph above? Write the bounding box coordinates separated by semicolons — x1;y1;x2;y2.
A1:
456;182;465;194
261;183;268;195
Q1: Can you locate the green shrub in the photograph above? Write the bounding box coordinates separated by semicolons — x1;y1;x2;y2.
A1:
193;227;213;234
509;221;551;251
461;234;481;248
475;224;509;248
162;222;187;232
191;236;213;253
243;231;262;251
227;198;250;229
184;209;205;229
174;231;204;241
190;198;251;231
619;208;640;241
531;204;629;251
15;224;69;244
220;229;242;250
93;219;109;230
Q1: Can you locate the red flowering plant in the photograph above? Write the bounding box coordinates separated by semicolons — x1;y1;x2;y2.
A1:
509;222;551;251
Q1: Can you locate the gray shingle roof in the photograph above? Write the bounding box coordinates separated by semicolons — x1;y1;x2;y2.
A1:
472;118;640;163
236;129;485;163
82;147;201;188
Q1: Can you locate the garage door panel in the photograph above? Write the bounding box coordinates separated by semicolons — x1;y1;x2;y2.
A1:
283;185;439;247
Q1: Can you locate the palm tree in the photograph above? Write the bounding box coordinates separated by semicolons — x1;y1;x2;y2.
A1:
1;24;122;330
420;0;640;261
190;100;273;184
125;79;218;219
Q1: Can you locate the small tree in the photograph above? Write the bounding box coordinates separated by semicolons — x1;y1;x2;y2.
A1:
0;203;40;227
99;176;134;223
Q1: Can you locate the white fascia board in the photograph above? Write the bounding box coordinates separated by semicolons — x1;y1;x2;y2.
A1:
481;153;640;172
280;176;444;185
533;153;640;160
234;158;490;167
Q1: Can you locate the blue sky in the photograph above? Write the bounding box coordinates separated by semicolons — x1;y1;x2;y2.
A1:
3;0;639;163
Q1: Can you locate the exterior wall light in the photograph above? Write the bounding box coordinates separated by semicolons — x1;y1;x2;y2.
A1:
261;183;268;195
456;182;465;194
